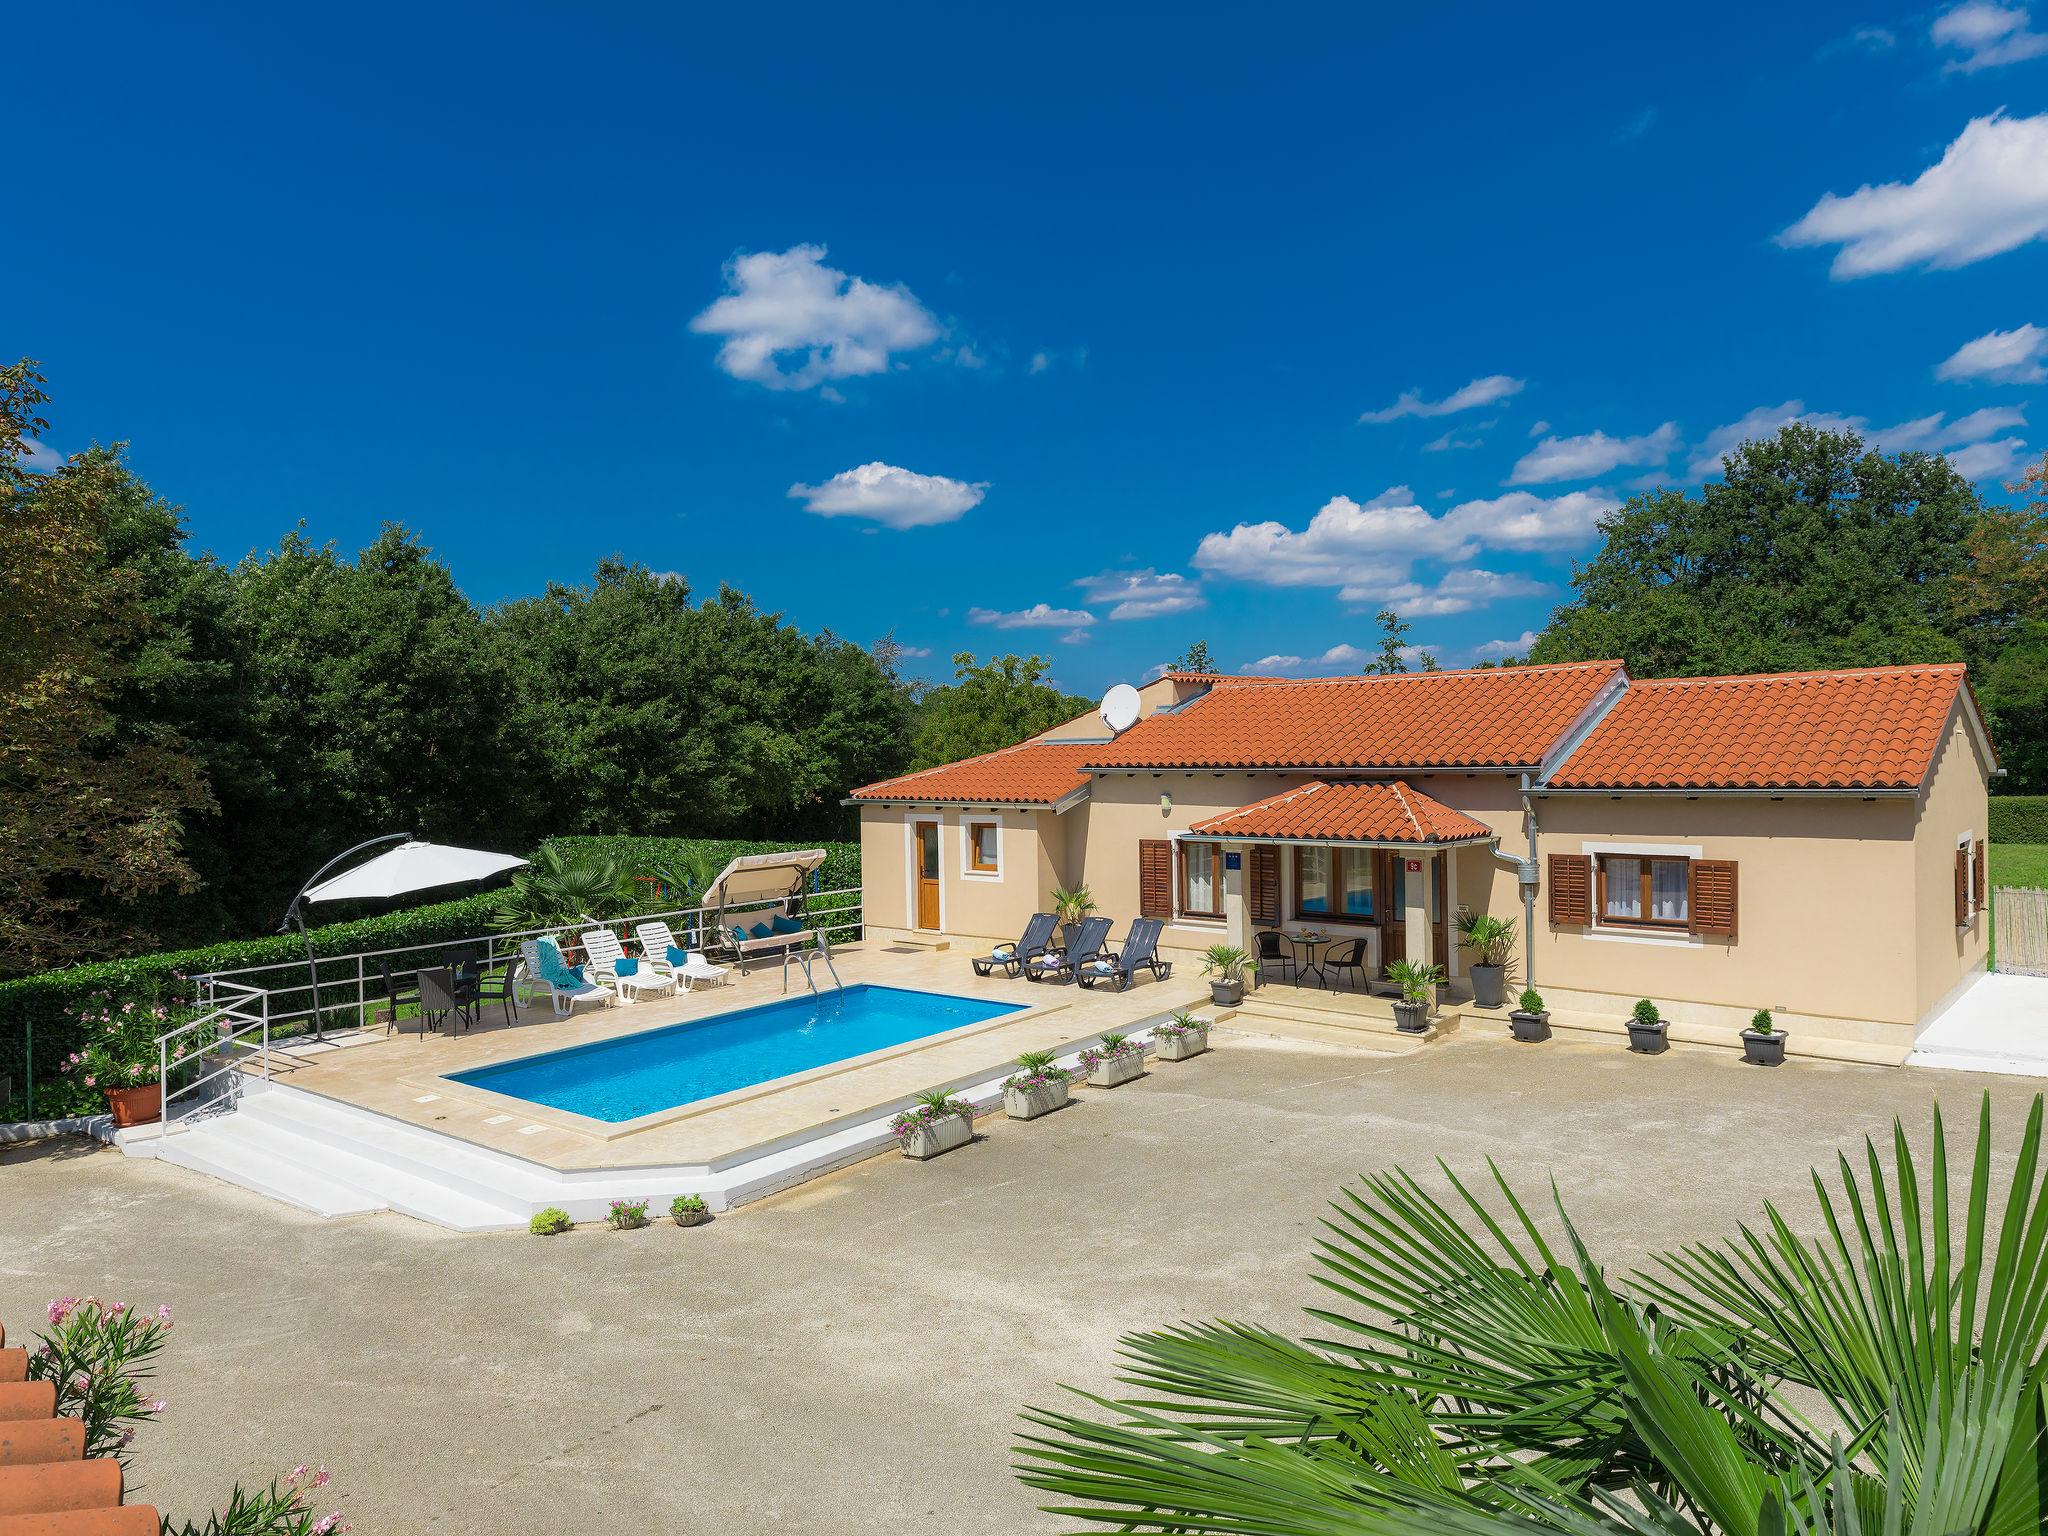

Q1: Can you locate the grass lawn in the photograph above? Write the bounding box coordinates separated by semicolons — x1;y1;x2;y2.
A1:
1992;843;2048;891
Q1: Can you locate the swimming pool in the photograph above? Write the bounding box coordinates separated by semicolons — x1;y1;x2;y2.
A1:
447;985;1024;1123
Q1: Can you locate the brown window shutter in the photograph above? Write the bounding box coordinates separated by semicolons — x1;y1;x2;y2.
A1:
1689;860;1738;938
1248;845;1280;927
1139;840;1172;920
1974;840;1987;910
1548;854;1591;925
1955;848;1970;927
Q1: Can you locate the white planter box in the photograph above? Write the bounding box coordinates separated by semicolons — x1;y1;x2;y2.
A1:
1003;1079;1072;1120
1156;1026;1209;1061
1087;1051;1147;1088
899;1113;974;1160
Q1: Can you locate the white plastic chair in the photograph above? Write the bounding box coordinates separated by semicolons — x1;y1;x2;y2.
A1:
581;927;676;1003
520;938;614;1018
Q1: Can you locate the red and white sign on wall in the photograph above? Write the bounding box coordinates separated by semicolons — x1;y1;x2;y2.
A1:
1405;859;1422;872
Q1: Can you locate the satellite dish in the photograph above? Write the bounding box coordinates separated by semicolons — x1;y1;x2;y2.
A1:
1100;682;1141;735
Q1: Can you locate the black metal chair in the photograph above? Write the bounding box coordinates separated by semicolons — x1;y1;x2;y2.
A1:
1254;930;1296;986
471;957;520;1027
379;960;422;1038
416;966;474;1035
1324;937;1370;992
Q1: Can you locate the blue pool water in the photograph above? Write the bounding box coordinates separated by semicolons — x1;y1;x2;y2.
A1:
447;985;1023;1123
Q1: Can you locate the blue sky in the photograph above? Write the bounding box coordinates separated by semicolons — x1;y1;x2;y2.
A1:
14;2;2048;693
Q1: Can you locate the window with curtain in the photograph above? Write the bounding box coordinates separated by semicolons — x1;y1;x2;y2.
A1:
1180;841;1220;917
1599;854;1689;928
967;821;999;873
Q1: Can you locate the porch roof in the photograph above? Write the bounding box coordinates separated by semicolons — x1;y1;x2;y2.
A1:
1185;779;1494;846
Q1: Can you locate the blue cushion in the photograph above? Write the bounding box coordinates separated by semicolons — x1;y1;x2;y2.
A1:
615;955;638;977
668;945;689;968
749;921;774;940
770;914;802;935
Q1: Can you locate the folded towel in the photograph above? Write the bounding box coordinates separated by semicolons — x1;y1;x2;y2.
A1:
991;944;1016;959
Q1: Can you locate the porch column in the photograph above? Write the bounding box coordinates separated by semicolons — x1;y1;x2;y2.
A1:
1442;848;1460;980
1406;851;1433;969
1221;841;1252;953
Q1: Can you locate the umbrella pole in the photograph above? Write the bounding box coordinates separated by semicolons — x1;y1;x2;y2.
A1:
281;830;412;1044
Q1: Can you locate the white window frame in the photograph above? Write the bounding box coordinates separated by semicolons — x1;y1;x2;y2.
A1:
1579;840;1704;949
962;813;1005;882
1959;832;1981;926
1165;831;1227;936
901;810;946;932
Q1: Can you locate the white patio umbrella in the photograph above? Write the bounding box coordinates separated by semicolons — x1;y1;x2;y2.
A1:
281;833;530;1039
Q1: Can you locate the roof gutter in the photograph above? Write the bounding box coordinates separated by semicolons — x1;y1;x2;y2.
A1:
1177;832;1496;851
1079;763;1544;776
1531;786;1920;798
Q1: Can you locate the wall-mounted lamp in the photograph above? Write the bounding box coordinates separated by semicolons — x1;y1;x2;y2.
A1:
1160;791;1173;814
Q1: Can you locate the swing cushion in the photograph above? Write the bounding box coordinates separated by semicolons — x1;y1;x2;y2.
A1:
771;914;803;935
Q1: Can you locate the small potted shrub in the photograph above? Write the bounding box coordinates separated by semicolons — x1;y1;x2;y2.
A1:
1051;884;1097;950
1153;1011;1211;1061
1508;987;1550;1043
606;1198;651;1230
1385;960;1444;1033
1742;1008;1786;1067
670;1194;711;1227
530;1207;572;1235
1003;1051;1072;1120
892;1089;976;1159
1456;912;1517;1009
1079;1031;1146;1087
1626;998;1669;1054
1201;945;1257;1007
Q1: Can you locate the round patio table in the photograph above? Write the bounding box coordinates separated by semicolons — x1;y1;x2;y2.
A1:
1289;931;1334;988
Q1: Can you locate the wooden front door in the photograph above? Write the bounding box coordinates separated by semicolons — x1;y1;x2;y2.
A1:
1379;853;1448;969
914;821;941;929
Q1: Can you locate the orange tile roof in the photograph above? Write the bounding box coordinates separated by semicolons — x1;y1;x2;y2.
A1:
1188;780;1495;844
1546;663;1970;790
848;739;1098;805
1087;661;1625;771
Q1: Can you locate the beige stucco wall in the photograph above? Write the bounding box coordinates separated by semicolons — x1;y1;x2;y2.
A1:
1911;708;1993;1020
857;804;1068;946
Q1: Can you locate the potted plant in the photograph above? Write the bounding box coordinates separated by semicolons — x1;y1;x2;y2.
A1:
58;986;205;1128
1201;945;1257;1007
891;1089;976;1159
670;1194;711;1227
1079;1032;1146;1087
1003;1052;1073;1120
1626;998;1669;1054
1508;987;1550;1043
529;1207;572;1236
1742;1008;1786;1067
606;1198;651;1230
1153;1011;1211;1061
1051;884;1097;949
1385;960;1444;1033
1455;912;1516;1009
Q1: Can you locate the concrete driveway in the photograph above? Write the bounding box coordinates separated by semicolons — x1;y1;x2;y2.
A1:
1909;971;2048;1076
2;1028;2039;1534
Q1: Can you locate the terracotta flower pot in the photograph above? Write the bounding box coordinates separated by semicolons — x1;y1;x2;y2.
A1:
103;1082;161;1128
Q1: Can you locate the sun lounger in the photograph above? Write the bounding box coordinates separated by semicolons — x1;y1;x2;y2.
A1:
1077;917;1175;991
582;927;676;1003
521;938;614;1017
1027;916;1112;984
972;912;1058;978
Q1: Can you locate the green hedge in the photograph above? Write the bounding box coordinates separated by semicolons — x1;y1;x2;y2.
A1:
1990;796;2048;847
1;836;860;1121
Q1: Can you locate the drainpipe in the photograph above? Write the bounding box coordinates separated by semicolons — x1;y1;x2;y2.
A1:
1519;773;1540;989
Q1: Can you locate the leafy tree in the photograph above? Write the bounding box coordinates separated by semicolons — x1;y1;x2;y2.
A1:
1365;608;1411;674
1530;425;1978;677
1173;639;1217;673
1959;452;2048;792
908;653;1093;769
0;361;214;974
1017;1093;2048;1535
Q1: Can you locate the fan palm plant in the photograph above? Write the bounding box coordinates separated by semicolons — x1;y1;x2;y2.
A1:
490;844;637;932
1015;1092;2048;1534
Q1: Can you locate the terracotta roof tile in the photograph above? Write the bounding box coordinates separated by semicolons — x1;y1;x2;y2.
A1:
1188;780;1494;844
1546;664;1968;790
849;740;1098;805
1087;661;1624;770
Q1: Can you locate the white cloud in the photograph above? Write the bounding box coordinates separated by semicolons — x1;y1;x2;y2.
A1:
1779;112;2048;277
1028;351;1050;374
1527;419;1551;438
1474;630;1541;660
1140;661;1173;683
1059;628;1091;645
1423;430;1484;452
1246;643;1372;674
1821;23;1897;55
690;244;941;390
1510;422;1680;484
1073;568;1205;621
1947;436;2032;478
1359;374;1525;424
1688;398;2030;478
1355;568;1550;615
15;439;62;473
1933;2;2048;69
967;603;1096;630
1938;322;2048;383
788;462;987;529
1442;490;1620;551
895;644;933;658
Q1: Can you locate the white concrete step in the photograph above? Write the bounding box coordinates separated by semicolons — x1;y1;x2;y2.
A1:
238;1086;563;1209
155;1119;388;1219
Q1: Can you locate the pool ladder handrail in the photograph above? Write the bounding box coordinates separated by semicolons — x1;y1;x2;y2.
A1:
780;929;845;994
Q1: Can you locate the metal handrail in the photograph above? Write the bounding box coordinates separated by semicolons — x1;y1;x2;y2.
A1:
157;979;270;1136
185;890;866;1038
